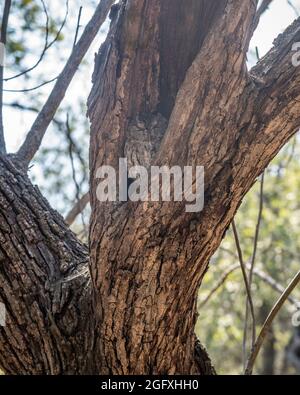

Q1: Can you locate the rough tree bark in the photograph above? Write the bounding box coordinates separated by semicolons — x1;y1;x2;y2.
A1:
1;0;300;375
0;157;94;374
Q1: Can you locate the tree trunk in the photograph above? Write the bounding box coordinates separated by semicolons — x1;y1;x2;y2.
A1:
87;0;300;374
1;0;300;375
0;157;94;374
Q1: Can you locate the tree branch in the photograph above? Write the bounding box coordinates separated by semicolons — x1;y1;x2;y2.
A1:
65;192;90;227
64;114;88;232
4;101;65;130
3;0;69;82
231;16;300;192
245;269;300;375
253;0;274;32
287;0;300;17
16;0;114;167
199;263;300;310
4;75;58;92
0;0;11;155
156;0;258;165
73;6;83;48
244;172;265;363
198;264;239;309
232;220;256;366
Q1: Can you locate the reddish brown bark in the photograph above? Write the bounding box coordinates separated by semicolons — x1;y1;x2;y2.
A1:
87;0;300;374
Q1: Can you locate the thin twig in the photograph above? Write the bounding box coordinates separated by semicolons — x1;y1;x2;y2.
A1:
253;0;274;31
4;101;40;113
232;220;256;369
276;136;297;178
198;264;240;309
244;172;265;355
245;269;300;375
4;76;58;92
66;114;82;203
65;114;88;232
243;46;263;358
65;192;90;226
16;0;115;166
4;101;64;129
0;0;11;154
73;6;83;48
199;262;300;310
3;0;69;82
287;0;300;17
63;112;87;186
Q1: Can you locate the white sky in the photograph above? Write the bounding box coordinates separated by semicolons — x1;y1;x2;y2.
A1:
252;0;300;55
2;0;300;152
3;0;109;151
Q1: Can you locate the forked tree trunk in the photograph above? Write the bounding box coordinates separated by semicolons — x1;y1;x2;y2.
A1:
87;0;300;374
87;0;227;374
1;0;300;375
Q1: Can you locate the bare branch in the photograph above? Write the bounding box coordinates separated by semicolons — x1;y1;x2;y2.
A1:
253;0;274;30
4;75;57;92
73;6;83;48
232;220;256;367
16;0;115;167
245;269;300;375
0;0;11;154
156;0;258;165
249;172;265;289
65;114;88;233
3;0;69;82
252;266;300;309
278;135;298;176
3;101;40;113
65;114;81;200
199;262;300;310
198;264;240;309
65;192;90;227
63;115;87;181
244;172;265;362
4;101;64;130
287;0;300;17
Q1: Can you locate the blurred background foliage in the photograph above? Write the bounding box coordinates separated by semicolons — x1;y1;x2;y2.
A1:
196;136;300;374
1;0;300;375
2;0;101;239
